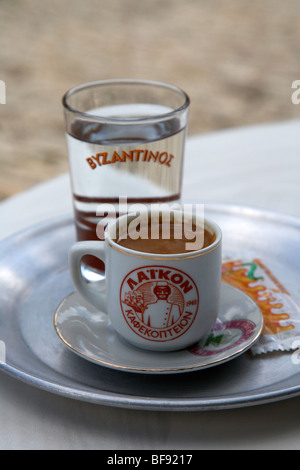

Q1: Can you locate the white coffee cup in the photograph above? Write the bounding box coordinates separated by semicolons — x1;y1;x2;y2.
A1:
69;209;222;352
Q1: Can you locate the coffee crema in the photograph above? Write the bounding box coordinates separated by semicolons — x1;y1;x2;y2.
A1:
115;222;216;254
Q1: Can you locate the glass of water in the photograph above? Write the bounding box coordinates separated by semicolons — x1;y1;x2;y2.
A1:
62;79;190;271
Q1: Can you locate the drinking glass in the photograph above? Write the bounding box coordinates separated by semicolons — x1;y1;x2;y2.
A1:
62;79;190;272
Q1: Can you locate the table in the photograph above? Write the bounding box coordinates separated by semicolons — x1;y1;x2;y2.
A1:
0;120;299;450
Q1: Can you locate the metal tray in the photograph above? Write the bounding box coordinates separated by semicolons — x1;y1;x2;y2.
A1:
0;204;300;411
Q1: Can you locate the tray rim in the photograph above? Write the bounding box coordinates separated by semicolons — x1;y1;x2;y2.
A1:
1;202;300;411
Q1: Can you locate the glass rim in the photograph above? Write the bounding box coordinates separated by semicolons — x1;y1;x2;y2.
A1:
62;78;190;124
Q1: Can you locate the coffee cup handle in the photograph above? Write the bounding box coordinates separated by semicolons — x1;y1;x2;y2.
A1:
69;241;107;312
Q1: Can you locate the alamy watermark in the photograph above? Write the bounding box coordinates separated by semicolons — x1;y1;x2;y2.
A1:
0;80;6;104
95;198;206;251
0;340;6;364
291;340;300;364
291;80;300;104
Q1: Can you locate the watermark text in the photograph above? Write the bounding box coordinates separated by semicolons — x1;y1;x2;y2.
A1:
0;340;6;364
292;340;300;364
95;198;206;251
0;80;6;104
291;80;300;104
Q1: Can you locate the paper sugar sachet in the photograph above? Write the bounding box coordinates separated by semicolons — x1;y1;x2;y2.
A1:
222;257;300;355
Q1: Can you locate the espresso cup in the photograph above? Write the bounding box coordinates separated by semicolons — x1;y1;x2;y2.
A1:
69;209;222;352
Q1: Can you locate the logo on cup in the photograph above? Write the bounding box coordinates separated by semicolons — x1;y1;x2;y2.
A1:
120;265;199;342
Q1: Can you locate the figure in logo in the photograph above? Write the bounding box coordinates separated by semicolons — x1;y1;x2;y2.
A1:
143;281;181;328
123;281;182;329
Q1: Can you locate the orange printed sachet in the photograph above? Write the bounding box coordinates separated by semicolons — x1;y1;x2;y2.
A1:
222;257;300;355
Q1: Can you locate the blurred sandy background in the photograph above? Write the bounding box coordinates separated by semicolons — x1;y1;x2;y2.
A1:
0;0;299;201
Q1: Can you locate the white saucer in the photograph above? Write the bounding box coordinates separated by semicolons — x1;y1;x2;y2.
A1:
53;283;263;374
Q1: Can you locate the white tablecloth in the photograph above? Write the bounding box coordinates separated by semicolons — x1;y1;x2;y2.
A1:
1;120;300;449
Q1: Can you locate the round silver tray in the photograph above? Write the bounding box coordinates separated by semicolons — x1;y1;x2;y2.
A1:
0;204;300;411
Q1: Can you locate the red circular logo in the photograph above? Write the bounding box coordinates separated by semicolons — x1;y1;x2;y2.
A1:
120;265;199;342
